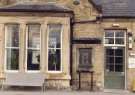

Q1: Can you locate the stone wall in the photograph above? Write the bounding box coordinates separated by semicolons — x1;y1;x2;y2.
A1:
0;0;98;21
0;0;134;91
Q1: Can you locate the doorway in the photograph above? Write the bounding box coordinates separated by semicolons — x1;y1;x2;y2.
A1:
104;47;125;89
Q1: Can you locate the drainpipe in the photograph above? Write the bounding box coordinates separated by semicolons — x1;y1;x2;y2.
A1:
70;13;74;86
69;13;101;86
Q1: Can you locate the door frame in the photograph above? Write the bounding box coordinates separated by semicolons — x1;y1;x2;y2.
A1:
104;46;127;90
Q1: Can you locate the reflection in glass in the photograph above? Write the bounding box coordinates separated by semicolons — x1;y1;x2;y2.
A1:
105;31;114;37
115;65;123;72
115;32;124;37
28;24;40;48
105;38;114;44
27;50;40;70
48;24;61;48
115;38;124;44
6;24;19;47
106;49;114;55
48;24;62;71
6;49;19;70
48;49;61;71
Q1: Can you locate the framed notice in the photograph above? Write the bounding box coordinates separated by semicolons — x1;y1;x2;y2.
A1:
128;57;135;68
78;48;92;71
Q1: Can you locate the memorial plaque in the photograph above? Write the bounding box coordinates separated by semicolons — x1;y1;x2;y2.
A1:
78;48;92;71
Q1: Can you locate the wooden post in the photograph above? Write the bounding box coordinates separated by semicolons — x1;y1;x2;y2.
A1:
78;71;81;89
90;71;94;91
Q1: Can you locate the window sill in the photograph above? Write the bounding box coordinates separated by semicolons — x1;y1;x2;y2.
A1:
25;71;41;73
5;70;19;73
47;71;63;74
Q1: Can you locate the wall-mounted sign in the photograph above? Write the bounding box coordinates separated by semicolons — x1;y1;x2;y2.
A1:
128;32;133;50
78;48;92;71
128;56;135;68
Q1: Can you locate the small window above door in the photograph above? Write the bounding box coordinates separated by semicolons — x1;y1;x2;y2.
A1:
104;29;126;46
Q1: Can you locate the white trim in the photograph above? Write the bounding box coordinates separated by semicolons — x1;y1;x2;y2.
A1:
4;24;20;72
47;24;63;73
25;24;41;72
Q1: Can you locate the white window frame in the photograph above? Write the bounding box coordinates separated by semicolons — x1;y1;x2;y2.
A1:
104;29;127;89
47;24;63;73
4;24;20;73
25;23;41;73
104;30;126;47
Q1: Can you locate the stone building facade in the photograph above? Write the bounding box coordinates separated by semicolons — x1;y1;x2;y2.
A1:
0;0;134;91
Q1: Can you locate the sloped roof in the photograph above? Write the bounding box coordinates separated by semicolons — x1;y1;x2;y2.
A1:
0;2;72;13
91;0;135;18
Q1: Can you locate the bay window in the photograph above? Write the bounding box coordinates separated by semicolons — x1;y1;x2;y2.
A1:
48;24;62;71
5;24;20;71
5;22;64;72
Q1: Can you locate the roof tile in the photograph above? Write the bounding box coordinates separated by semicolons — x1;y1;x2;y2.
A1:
91;0;135;17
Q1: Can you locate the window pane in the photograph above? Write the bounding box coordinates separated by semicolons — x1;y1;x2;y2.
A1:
48;49;61;71
105;38;114;44
115;57;123;64
28;24;40;48
106;49;114;55
27;50;40;70
106;57;114;64
105;31;114;37
48;24;62;48
6;24;19;47
115;65;123;72
6;48;19;70
115;32;124;37
115;38;124;44
108;65;114;72
115;49;123;56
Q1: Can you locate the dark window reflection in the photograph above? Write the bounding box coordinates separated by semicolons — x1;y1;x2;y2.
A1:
27;50;40;70
115;38;124;44
109;65;114;72
115;49;123;56
115;32;124;37
115;65;123;72
106;57;114;64
106;49;114;55
7;49;19;70
105;38;114;44
48;49;61;71
105;31;114;37
28;24;40;48
115;57;123;64
106;48;124;72
48;24;61;48
6;24;19;47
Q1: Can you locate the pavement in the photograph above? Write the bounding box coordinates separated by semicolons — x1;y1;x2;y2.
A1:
0;90;135;95
0;87;134;95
